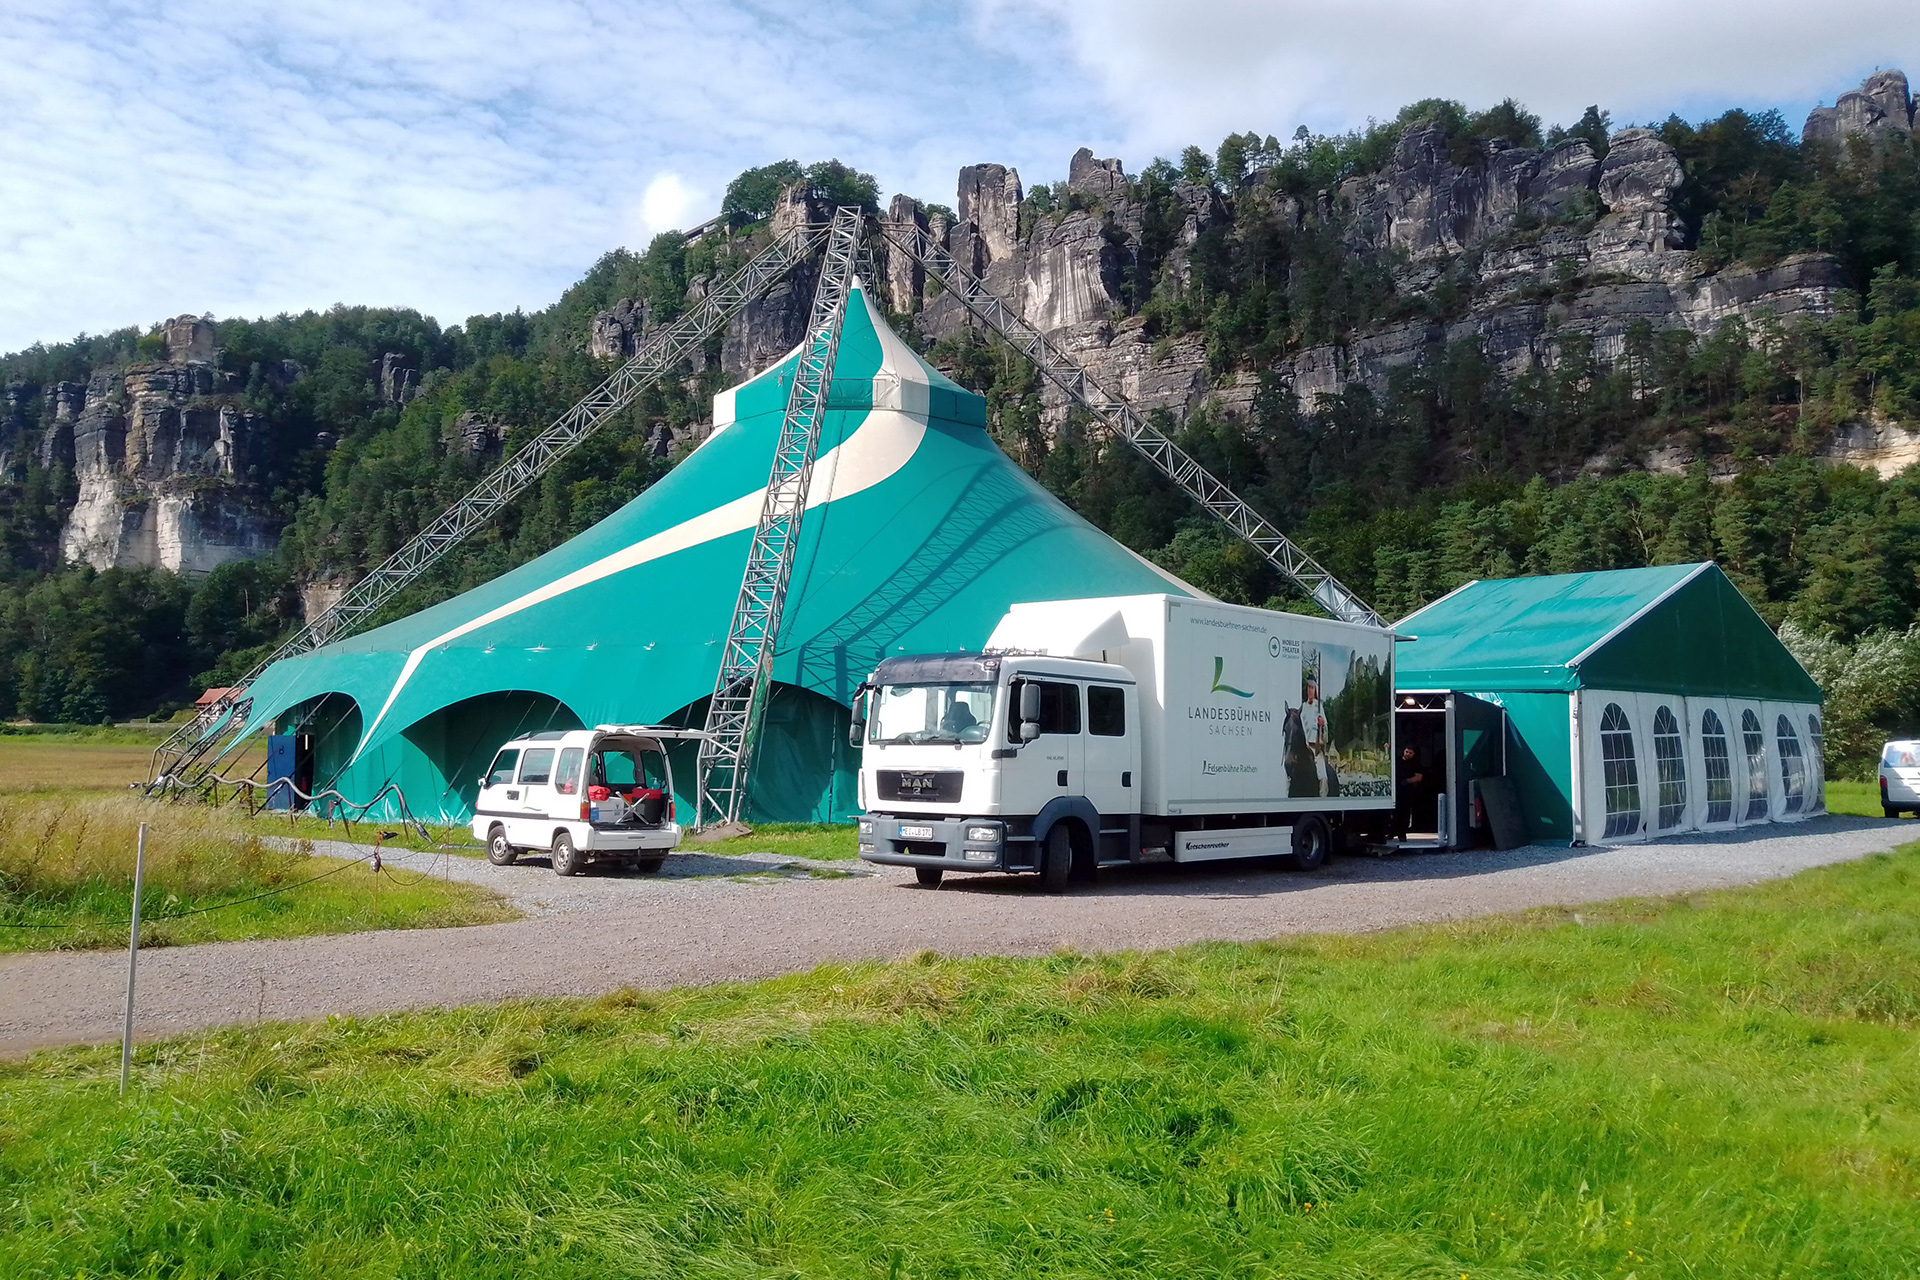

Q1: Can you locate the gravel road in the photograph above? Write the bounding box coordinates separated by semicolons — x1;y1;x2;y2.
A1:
2;816;1910;1055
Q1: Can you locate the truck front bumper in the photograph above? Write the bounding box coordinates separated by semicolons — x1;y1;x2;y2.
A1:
858;814;1011;873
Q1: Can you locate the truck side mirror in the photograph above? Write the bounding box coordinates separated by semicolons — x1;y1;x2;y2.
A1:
848;685;868;747
1018;681;1041;742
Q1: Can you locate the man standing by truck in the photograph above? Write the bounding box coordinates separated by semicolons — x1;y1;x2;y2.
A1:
1393;744;1428;838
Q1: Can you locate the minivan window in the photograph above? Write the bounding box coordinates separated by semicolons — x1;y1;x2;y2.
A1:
1886;743;1919;768
1007;679;1081;736
518;747;556;786
485;749;519;787
595;748;668;790
1088;685;1126;736
554;747;584;795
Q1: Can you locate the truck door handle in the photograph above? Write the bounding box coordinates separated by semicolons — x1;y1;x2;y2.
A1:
1057;770;1068;787
1122;771;1132;787
506;790;519;800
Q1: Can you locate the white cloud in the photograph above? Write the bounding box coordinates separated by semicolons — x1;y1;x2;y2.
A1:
636;173;705;241
0;0;1100;349
990;0;1919;161
0;0;1912;353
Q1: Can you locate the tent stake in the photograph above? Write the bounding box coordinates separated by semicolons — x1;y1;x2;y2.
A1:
119;823;147;1097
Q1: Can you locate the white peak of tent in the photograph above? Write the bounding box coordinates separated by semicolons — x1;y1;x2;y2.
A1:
711;279;958;430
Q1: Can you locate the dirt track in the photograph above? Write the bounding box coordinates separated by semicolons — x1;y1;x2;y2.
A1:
2;816;1910;1054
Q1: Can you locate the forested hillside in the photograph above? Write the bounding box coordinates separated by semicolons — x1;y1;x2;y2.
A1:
2;93;1917;770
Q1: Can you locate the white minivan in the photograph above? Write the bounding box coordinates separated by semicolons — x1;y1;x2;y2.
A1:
1881;740;1920;818
471;726;702;875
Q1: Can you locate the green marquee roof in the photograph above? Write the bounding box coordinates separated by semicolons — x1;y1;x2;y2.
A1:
1394;562;1821;702
232;281;1192;768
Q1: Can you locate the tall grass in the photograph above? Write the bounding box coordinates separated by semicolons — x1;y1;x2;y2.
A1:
0;739;153;793
0;793;513;951
4;844;1916;1277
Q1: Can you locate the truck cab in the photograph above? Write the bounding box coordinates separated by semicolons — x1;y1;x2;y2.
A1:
471;725;703;876
854;652;1141;890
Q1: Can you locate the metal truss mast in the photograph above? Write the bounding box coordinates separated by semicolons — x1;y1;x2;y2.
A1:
695;206;867;828
149;221;829;790
880;225;1383;628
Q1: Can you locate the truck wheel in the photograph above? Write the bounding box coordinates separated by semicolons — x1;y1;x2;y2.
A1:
486;825;517;866
634;855;666;874
1287;815;1332;872
1887;805;1902;819
915;867;944;889
551;831;585;877
1040;825;1072;893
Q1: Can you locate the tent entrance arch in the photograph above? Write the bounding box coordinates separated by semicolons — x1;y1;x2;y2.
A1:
662;684;858;826
277;689;583;824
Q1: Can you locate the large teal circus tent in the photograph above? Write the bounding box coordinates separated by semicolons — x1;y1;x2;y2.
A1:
231;282;1191;823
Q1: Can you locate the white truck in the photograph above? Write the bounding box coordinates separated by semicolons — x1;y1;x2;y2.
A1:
852;594;1398;889
472;725;703;875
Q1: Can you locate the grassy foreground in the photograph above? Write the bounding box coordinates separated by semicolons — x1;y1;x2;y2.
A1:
0;793;514;952
5;847;1917;1276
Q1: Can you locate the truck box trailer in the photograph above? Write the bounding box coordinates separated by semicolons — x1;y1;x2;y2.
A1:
852;594;1400;889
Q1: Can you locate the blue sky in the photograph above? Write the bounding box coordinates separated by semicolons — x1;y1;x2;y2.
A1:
1;0;1913;352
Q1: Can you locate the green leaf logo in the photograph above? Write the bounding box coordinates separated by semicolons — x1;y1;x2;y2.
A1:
1211;657;1254;698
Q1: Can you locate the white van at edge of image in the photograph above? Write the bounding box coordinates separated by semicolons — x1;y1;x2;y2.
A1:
1881;740;1920;818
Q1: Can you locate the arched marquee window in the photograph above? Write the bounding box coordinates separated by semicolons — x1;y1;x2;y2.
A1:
1777;715;1806;814
1807;713;1824;809
1653;706;1687;830
1700;709;1733;824
1601;702;1641;838
1741;709;1769;821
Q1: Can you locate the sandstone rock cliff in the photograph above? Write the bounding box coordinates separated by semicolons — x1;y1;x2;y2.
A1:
54;331;277;574
1803;69;1916;146
890;97;1878;464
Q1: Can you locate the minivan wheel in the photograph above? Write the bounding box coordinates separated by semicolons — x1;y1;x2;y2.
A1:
551;831;584;876
915;866;944;889
1888;805;1903;820
486;825;517;866
1286;815;1332;872
1040;825;1073;893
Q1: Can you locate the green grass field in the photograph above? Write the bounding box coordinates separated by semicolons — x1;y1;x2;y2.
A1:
242;815;857;860
0;736;156;794
0;791;513;953
4;841;1915;1277
691;821;857;860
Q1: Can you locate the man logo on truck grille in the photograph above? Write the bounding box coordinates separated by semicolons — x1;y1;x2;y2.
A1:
1211;657;1254;698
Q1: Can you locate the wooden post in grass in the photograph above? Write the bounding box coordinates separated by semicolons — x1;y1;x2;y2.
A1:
119;823;147;1097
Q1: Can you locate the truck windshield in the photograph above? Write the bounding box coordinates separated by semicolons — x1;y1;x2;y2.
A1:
870;683;995;745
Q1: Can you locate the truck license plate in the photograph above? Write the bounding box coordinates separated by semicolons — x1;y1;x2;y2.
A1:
900;824;934;839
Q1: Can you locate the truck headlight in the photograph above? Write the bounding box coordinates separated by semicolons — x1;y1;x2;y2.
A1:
858;841;876;854
858;819;874;835
967;826;1000;843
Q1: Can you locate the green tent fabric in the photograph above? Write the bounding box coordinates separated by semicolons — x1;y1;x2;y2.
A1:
235;281;1192;823
1394;563;1820;846
1394;562;1820;700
